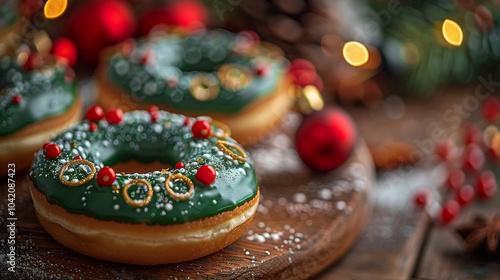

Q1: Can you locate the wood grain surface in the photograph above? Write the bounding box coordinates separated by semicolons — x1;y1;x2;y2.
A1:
0;113;375;279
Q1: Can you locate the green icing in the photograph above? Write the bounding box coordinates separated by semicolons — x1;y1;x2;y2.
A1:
107;29;285;114
0;56;77;136
29;110;259;225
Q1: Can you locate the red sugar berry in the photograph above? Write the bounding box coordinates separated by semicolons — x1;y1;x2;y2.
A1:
89;123;98;132
23;52;43;71
11;94;22;105
456;185;475;206
191;120;211;139
435;139;456;161
45;144;61;159
175;162;185;169
147;105;159;113
463;144;485;172
440;200;460;225
74;155;83;160
446;170;465;191
85;105;104;122
482;97;500;122
150;111;160;122
476;170;498;199
195;165;216;185
96;167;116;186
413;188;432;208
462;122;482;146
105;108;123;124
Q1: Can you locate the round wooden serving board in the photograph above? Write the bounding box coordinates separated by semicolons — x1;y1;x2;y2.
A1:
0;113;374;279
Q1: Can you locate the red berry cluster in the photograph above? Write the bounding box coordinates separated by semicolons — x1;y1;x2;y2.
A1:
414;97;500;224
85;105;124;131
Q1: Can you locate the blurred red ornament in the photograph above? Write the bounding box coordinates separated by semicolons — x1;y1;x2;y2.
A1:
476;170;497;199
23;52;43;71
456;185;475;207
482;97;500;122
51;37;78;67
290;59;324;91
414;188;432;208
462;122;482;146
11;94;22;105
138;0;207;36
295;107;356;172
65;0;136;66
85;105;104;122
440;200;460;224
463;144;485;171
435;139;456;161
446;169;465;191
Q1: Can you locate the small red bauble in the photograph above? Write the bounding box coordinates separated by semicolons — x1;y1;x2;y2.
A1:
456;185;475;206
23;52;43;71
45;144;61;159
96;166;116;186
482;97;500;122
440;200;460;224
150;111;160;122
476;170;498;199
85;105;104;122
148;105;159;113
11;94;22;105
175;162;185;169
184;118;192;126
65;0;136;66
42;143;50;150
168;0;208;31
463;144;485;171
413;188;432;208
51;37;78;67
191;120;211;139
105;108;123;124
196;165;216;185
295;107;356;172
446;170;465;191
89;123;98;132
435;139;456;161
74;155;83;160
462;122;482;146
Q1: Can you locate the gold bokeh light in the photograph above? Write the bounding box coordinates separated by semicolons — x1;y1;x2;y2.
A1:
44;0;68;19
442;19;463;46
342;41;369;67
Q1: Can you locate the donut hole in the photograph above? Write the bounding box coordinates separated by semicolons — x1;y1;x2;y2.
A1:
111;159;171;174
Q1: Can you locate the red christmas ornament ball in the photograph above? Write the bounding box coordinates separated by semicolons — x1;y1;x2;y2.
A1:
295;107;357;172
105;108;123;124
191;120;211;139
463;144;485;171
138;0;207;36
51;37;78;67
476;170;498;199
196;165;216;185
65;0;136;66
42;143;50;150
148;105;159;113
440;200;460;224
74;155;83;160
175;162;185;169
45;144;61;159
456;184;475;206
96;167;116;186
446;169;465;191
482;97;500;122
85;105;104;122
